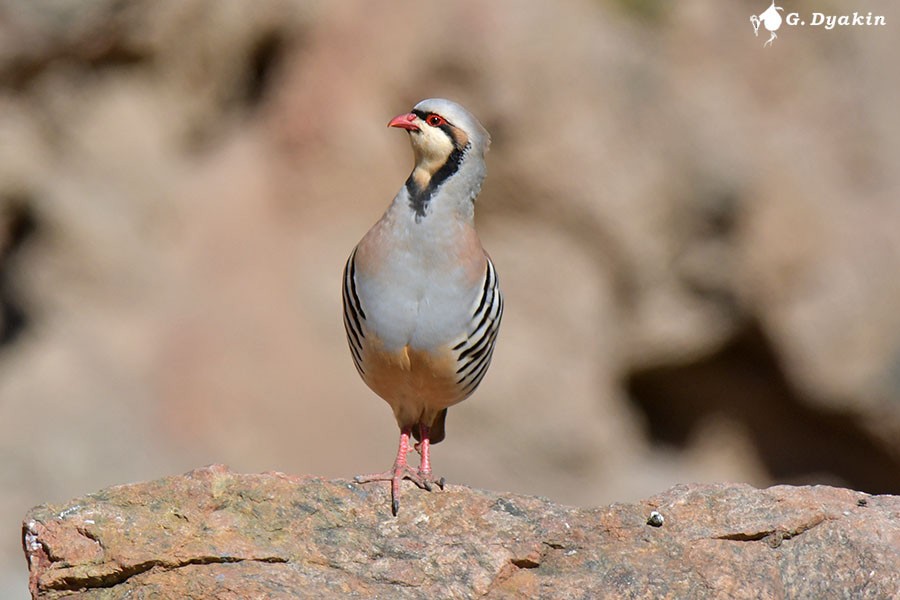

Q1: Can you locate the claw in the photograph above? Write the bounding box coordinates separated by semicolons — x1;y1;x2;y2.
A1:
354;425;446;515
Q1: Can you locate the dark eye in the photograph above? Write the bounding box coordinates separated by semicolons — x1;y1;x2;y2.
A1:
426;114;446;127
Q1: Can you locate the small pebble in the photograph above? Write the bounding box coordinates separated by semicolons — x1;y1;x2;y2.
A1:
647;510;664;527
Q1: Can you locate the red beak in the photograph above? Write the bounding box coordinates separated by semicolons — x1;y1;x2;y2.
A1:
388;112;420;132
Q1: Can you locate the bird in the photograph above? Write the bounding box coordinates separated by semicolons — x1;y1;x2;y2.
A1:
750;1;784;47
342;99;503;516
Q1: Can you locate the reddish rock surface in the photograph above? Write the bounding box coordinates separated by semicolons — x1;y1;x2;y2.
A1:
23;465;900;599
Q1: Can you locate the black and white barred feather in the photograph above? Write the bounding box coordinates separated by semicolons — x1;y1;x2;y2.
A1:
342;246;367;377
451;257;502;399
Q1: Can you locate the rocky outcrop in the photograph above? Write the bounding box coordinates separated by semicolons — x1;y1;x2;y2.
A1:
23;465;900;599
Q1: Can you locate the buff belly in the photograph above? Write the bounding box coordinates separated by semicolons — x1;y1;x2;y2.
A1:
361;343;464;430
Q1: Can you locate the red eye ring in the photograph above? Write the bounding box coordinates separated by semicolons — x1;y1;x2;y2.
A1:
426;114;446;127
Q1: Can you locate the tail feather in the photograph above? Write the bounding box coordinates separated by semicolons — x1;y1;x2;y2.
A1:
413;408;447;444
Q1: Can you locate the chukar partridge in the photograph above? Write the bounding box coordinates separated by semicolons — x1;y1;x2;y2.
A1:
342;98;502;515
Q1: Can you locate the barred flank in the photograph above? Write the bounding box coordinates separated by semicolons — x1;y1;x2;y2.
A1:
454;257;503;397
342;247;366;375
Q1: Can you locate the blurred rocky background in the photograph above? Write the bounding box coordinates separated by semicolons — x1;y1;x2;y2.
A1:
1;0;899;595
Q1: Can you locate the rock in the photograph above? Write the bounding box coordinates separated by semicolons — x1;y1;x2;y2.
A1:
23;465;900;599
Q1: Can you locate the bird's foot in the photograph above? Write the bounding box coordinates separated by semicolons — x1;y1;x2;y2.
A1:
354;465;444;516
354;464;423;487
355;426;446;516
415;466;446;492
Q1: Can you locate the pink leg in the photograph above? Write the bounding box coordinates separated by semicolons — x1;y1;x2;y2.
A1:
418;427;432;478
355;426;437;516
414;423;445;490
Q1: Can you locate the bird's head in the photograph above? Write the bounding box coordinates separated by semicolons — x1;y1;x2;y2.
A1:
388;99;490;216
389;98;490;161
